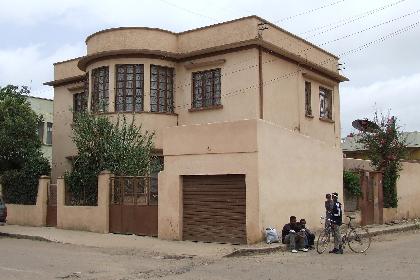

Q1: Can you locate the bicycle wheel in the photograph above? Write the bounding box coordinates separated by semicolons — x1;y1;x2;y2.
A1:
316;229;331;254
347;227;371;253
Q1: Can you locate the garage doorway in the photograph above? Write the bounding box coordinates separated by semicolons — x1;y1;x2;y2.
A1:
182;175;246;244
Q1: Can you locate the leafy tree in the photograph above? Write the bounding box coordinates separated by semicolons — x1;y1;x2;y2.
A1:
65;113;158;205
0;85;50;204
357;112;407;207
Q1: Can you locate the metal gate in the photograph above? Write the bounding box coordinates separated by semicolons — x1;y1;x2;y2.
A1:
46;183;57;227
183;175;246;244
109;176;158;236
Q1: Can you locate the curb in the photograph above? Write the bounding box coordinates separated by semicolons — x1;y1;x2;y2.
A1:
0;232;51;243
368;223;419;237
224;223;420;258
224;244;286;258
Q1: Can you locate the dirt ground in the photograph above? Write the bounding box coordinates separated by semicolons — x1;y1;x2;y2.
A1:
1;230;419;280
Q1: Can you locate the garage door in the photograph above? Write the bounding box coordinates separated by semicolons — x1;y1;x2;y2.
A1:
183;175;246;244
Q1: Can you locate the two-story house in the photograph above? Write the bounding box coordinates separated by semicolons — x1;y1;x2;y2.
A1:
45;16;347;244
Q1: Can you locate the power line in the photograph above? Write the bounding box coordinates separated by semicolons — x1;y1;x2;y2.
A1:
274;0;347;23
302;0;408;38
309;10;420;49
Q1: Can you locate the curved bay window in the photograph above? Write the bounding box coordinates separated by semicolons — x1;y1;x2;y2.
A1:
192;68;221;109
91;66;109;113
116;64;144;112
150;65;174;113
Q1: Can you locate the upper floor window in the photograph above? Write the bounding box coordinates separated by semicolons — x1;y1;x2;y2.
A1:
150;65;174;113
91;66;109;113
116;64;144;112
192;68;221;109
46;122;53;145
319;87;332;120
73;76;88;117
305;81;312;117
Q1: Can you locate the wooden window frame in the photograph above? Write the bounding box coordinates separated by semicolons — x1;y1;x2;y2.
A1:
305;81;313;117
319;86;333;120
115;64;144;113
91;66;109;113
191;68;221;110
150;65;174;113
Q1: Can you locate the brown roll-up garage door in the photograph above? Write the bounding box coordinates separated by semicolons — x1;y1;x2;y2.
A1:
183;175;246;244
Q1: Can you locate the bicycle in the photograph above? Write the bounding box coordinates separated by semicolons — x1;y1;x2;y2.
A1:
316;215;371;254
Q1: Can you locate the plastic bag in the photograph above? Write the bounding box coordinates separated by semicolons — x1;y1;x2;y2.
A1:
265;227;279;244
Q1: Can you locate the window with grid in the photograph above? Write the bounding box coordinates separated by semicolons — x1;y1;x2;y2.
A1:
46;122;53;145
192;68;221;109
116;64;144;112
73;75;88;117
305;81;312;117
319;87;333;120
150;65;174;113
91;66;109;113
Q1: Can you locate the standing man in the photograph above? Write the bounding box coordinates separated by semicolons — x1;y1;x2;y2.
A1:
325;193;333;227
329;192;343;254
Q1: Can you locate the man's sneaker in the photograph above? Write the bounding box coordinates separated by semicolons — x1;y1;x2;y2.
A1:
299;248;309;252
291;249;298;253
329;248;338;254
337;247;344;254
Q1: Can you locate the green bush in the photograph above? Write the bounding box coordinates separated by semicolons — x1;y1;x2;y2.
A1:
65;113;159;205
343;170;362;198
1;152;50;204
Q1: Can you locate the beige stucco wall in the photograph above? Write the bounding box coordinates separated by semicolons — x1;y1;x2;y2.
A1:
344;158;420;221
52;85;76;182
394;161;420;219
262;51;341;146
56;171;110;233
343;158;374;171
6;176;49;226
158;120;261;243
85;16;337;71
176;48;259;125
257;120;343;232
86;28;178;55
55;58;84;80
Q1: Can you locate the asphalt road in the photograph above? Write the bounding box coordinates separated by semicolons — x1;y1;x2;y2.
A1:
1;230;419;280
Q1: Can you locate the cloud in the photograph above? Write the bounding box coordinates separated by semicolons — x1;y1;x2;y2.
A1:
0;43;85;99
340;72;420;136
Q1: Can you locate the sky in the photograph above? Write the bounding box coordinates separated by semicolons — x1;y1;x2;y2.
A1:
0;0;419;137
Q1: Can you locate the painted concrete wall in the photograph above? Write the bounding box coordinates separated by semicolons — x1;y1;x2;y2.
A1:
257;120;343;232
395;161;420;219
6;176;49;226
52;85;76;182
85;16;338;72
158;120;261;243
56;171;111;233
344;158;420;221
261;51;341;146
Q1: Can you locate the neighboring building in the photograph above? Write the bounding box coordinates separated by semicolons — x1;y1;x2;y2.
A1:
27;96;53;164
45;16;347;244
342;132;420;161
